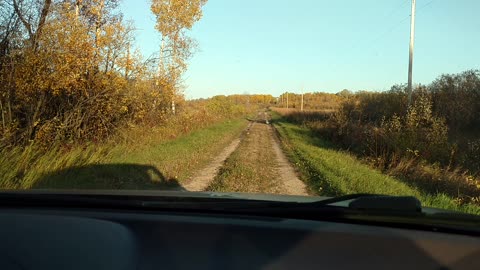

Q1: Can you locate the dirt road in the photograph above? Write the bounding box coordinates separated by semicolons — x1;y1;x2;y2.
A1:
180;122;252;192
180;111;308;196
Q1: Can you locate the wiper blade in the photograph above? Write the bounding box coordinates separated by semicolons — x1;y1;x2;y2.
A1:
242;194;423;216
318;194;422;213
349;195;421;212
308;193;379;206
311;194;422;213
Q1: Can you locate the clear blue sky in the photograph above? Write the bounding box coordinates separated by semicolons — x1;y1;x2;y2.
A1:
120;0;480;99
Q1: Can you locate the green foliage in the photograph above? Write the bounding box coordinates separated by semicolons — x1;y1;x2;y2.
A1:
206;95;246;118
272;114;480;215
381;93;449;163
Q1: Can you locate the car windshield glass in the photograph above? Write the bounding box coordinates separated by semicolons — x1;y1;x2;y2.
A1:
0;0;479;217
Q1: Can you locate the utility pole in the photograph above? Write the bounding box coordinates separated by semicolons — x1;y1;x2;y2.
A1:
407;0;416;108
286;92;289;109
301;93;304;111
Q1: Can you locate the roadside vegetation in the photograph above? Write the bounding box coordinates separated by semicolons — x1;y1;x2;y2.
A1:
0;105;250;189
0;0;215;148
0;0;278;189
272;70;480;213
277;92;342;112
272;114;480;214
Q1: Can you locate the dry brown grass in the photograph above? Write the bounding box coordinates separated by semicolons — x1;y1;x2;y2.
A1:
272;107;336;115
387;158;480;205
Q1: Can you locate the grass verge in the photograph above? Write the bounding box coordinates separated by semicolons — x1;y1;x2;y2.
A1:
271;112;480;215
0;118;248;190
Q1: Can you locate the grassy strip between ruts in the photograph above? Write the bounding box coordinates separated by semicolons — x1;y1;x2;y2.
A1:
271;112;480;215
0;118;248;190
207;120;283;194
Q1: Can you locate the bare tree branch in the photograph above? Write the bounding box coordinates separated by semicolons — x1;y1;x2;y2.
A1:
12;0;33;40
35;0;52;46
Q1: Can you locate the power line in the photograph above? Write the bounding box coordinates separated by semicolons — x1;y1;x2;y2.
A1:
383;0;410;20
334;2;411;61
370;16;410;47
330;0;437;74
418;0;436;10
358;1;438;52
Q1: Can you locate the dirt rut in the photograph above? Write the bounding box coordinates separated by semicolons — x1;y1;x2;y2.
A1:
179;122;253;192
180;112;308;196
269;125;308;196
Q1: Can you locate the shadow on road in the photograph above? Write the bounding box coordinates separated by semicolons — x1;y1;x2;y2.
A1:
32;163;185;191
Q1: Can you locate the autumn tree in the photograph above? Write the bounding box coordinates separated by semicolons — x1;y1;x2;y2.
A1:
0;0;159;145
0;0;211;147
151;0;207;112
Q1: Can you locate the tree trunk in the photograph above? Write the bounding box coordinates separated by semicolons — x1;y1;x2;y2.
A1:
75;0;83;18
34;0;52;50
27;91;46;141
13;0;52;50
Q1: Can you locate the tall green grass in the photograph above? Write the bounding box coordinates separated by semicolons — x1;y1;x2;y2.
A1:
272;113;480;215
0;119;248;190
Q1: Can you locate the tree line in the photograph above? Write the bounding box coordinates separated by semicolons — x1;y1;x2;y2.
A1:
277;92;342;111
0;0;206;147
307;70;480;176
277;70;480;205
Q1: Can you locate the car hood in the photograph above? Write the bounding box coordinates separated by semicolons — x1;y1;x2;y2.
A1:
0;189;327;203
0;189;468;216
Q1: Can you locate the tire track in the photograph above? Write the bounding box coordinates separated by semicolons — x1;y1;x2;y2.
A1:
178;121;253;192
186;111;308;196
267;113;308;196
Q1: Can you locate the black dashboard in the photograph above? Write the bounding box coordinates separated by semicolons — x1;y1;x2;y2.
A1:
0;207;479;270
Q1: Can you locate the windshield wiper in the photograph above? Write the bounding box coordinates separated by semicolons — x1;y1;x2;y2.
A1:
310;193;422;213
234;194;422;215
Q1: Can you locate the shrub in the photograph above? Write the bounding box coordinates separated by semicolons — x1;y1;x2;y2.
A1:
382;93;449;163
430;70;480;132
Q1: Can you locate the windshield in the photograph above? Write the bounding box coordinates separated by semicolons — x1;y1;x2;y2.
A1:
0;0;479;216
